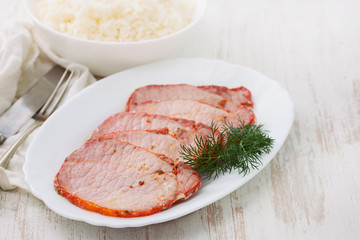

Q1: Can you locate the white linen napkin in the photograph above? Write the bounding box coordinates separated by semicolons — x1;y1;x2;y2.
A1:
0;1;96;191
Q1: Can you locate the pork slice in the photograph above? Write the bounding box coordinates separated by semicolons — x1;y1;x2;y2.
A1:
198;85;254;110
131;99;255;127
91;112;211;140
54;139;201;217
125;84;227;111
102;130;191;163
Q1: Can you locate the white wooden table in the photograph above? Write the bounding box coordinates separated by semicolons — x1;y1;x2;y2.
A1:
1;0;360;239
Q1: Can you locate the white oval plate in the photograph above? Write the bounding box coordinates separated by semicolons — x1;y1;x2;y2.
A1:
24;58;294;228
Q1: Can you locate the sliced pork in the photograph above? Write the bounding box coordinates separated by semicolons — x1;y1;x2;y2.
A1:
54;139;201;218
91;112;212;140
54;83;256;218
102;129;190;163
131;99;255;127
126;84;253;112
199;85;253;109
125;84;227;111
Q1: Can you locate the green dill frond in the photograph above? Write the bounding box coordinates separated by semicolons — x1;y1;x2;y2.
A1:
179;120;274;179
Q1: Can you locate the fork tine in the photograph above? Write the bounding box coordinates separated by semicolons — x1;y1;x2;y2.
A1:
38;68;78;117
44;69;76;116
38;69;71;115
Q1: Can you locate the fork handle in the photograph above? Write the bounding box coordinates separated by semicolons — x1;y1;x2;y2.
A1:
0;120;43;168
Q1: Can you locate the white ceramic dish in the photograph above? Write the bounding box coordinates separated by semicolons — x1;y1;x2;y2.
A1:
24;0;208;76
24;58;294;228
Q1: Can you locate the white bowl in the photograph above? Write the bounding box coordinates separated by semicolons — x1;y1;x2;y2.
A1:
24;0;207;76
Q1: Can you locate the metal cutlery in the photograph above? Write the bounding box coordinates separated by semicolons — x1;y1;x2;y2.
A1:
0;66;66;144
0;68;79;168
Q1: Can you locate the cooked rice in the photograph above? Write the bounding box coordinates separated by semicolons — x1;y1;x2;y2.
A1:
35;0;196;42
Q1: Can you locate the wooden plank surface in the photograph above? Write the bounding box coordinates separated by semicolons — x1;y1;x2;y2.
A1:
1;0;360;239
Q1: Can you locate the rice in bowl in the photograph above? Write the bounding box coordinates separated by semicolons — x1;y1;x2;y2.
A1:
35;0;197;42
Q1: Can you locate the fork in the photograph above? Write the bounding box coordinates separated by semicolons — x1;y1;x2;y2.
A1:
0;68;78;168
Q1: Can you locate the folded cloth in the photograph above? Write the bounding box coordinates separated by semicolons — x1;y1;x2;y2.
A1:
0;2;96;191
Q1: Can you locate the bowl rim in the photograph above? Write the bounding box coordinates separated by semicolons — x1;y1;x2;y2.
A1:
24;0;208;45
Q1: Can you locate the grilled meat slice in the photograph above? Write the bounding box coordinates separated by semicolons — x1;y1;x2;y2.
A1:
131;99;255;126
126;84;253;112
91;112;212;140
199;85;253;109
102;129;192;163
126;84;227;111
54;139;201;218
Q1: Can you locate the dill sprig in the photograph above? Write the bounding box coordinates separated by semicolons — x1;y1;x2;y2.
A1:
180;121;274;179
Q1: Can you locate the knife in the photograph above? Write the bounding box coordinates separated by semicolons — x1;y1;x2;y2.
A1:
0;66;64;144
